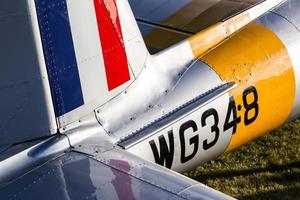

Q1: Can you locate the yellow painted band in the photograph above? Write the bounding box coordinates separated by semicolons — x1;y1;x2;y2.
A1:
189;23;227;57
188;14;251;58
200;22;295;152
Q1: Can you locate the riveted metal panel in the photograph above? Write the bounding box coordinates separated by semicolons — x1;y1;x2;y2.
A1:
0;0;57;148
0;150;234;200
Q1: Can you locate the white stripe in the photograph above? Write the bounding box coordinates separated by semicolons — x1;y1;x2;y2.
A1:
67;0;108;105
60;0;134;127
248;0;286;20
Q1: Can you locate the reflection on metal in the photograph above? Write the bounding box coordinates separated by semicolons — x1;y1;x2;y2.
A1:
0;149;235;199
201;21;295;151
73;145;235;199
0;0;57;149
63;114;111;147
188;0;285;58
0;113;109;185
129;0;272;52
0;135;70;184
95;40;195;137
264;0;300;120
1;0;300;199
118;82;236;149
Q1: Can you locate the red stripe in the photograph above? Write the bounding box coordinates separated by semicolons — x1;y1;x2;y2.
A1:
94;0;130;91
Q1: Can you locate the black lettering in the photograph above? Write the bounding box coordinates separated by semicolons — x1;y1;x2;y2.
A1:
179;120;199;163
243;86;259;125
201;108;220;150
149;130;174;169
223;97;241;134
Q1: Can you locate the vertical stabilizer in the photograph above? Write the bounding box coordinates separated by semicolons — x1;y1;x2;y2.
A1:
34;0;149;128
0;0;149;148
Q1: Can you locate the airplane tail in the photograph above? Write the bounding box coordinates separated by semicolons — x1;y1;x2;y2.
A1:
0;0;284;149
0;0;148;148
34;0;149;126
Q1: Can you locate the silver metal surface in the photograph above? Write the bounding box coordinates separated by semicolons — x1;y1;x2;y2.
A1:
257;0;300;120
0;0;57;149
95;40;195;138
0;0;299;199
0;113;112;185
0;134;70;184
117;58;232;172
118;82;236;149
0;140;235;200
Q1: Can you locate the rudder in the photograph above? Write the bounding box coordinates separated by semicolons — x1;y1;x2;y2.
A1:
34;0;149;128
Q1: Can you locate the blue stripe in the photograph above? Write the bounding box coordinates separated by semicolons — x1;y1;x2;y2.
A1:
35;0;84;116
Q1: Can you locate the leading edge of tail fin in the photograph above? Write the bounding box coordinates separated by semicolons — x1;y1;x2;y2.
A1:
34;0;149;128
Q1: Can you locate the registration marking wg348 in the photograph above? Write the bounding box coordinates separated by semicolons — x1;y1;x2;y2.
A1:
149;86;259;169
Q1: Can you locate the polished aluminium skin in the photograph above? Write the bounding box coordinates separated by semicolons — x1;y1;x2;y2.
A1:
0;0;299;199
126;0;300;170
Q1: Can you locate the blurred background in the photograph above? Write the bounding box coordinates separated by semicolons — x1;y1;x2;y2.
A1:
186;119;300;200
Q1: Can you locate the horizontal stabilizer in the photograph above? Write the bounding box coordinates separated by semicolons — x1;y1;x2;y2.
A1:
0;139;235;200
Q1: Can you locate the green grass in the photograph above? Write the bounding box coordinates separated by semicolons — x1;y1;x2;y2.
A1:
186;119;300;200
